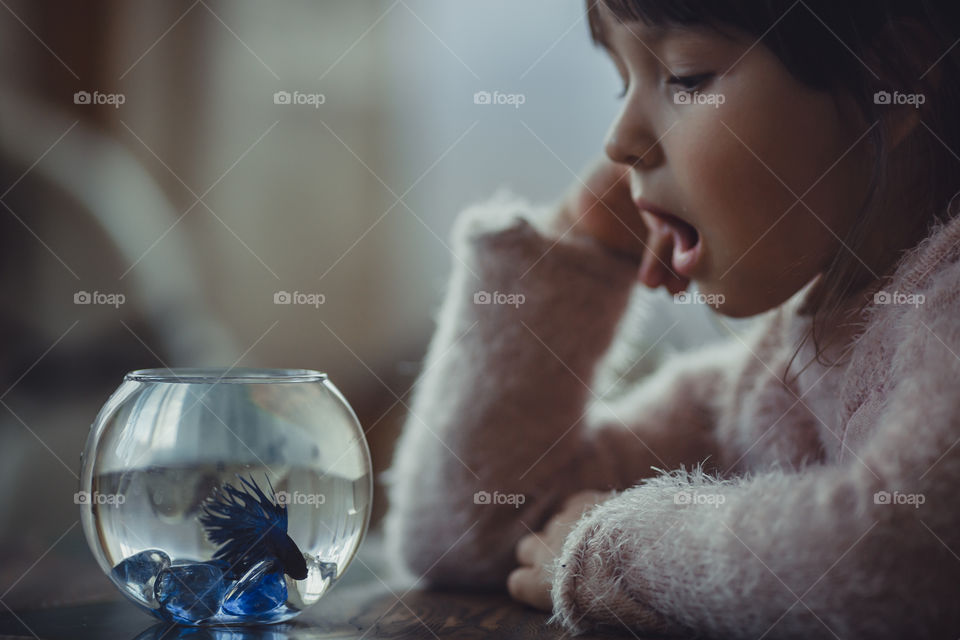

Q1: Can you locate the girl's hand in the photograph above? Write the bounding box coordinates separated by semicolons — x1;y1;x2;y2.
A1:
507;489;616;611
551;158;647;262
550;157;690;294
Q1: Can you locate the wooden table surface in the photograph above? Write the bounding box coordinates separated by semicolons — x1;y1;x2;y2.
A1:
0;527;640;639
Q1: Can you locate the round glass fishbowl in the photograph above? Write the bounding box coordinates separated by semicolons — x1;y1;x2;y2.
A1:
78;368;373;626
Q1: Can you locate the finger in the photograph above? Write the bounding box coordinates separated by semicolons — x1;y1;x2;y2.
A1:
638;210;691;293
638;210;676;289
506;566;536;604
507;566;553;611
586;157;629;194
555;493;607;529
515;533;541;565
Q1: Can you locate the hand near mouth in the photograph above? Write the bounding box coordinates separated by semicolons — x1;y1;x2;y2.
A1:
550;157;648;260
550;156;691;294
637;209;694;295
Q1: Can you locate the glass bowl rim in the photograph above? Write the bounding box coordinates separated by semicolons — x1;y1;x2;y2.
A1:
124;367;328;384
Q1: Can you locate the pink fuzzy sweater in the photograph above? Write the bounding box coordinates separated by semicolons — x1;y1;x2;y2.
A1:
382;191;960;638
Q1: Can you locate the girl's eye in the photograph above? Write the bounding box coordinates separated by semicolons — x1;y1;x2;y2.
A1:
614;73;714;100
668;73;713;92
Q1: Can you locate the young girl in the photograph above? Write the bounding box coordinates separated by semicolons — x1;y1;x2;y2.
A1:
384;0;960;636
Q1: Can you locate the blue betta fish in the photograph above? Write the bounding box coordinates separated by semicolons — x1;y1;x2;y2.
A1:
198;473;308;581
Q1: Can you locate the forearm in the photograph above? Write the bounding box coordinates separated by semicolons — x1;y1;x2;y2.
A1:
383;191;638;586
584;335;748;489
550;333;960;638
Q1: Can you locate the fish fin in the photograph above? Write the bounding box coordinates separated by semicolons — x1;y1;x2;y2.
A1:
198;472;289;577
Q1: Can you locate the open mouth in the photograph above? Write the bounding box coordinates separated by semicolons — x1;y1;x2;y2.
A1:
666;213;701;276
642;207;703;278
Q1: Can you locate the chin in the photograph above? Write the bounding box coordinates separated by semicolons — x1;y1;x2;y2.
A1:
694;281;784;319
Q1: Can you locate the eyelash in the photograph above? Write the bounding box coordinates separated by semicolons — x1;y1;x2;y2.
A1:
669;73;713;92
616;73;713;99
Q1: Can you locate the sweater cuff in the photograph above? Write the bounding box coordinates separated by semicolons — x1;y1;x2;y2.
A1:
449;187;639;286
545;484;688;636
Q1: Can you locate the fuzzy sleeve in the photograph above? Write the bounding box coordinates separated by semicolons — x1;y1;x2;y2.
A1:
382;190;741;589
547;284;960;638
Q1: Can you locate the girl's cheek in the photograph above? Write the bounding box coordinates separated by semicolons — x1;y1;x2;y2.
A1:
672;105;764;266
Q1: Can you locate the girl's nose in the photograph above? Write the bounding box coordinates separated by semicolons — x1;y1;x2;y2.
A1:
604;110;664;169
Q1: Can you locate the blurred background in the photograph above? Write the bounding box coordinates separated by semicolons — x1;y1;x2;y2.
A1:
0;0;742;610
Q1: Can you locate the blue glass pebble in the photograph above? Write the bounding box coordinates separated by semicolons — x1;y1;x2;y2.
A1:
222;560;288;615
111;549;171;606
316;560;337;581
154;562;227;623
205;557;232;574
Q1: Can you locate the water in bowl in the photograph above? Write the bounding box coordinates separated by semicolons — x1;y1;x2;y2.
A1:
92;463;369;625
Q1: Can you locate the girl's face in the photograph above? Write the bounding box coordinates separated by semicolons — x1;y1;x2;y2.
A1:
595;4;874;317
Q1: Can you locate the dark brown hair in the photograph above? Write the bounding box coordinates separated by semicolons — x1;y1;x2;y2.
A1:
587;0;960;384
